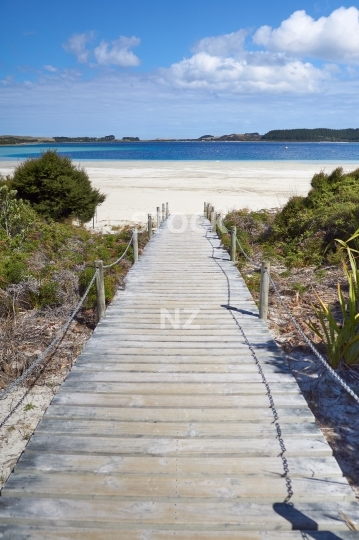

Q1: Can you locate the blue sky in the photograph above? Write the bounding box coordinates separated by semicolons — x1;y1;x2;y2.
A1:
1;0;359;138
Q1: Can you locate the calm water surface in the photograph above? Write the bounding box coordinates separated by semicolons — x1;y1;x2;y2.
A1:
1;141;359;161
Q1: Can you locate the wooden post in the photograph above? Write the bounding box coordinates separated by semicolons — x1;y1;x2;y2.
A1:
218;213;223;230
157;207;161;229
133;227;138;263
211;210;217;233
148;214;152;239
230;226;237;263
95;260;106;321
259;260;270;321
204;202;207;216
166;202;169;218
162;203;165;222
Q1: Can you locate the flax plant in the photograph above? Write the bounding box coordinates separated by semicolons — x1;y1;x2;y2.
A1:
307;230;359;368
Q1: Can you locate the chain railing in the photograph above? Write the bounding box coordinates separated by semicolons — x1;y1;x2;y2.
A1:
204;201;359;405
0;202;169;408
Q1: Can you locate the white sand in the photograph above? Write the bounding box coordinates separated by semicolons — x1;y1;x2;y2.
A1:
1;160;358;227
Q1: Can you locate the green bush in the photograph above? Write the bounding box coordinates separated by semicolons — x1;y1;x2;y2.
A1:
271;167;359;264
0;185;36;239
223;167;359;268
11;150;105;222
0;254;28;286
28;281;59;309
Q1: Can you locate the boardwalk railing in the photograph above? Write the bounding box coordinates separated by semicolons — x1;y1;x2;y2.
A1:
207;200;359;406
0;202;169;407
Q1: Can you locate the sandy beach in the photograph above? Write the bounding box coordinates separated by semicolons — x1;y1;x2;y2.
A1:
1;160;358;226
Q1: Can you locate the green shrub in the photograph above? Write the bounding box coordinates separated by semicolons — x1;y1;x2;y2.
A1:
11;150;105;222
2;257;27;285
28;281;59;309
0;185;36;239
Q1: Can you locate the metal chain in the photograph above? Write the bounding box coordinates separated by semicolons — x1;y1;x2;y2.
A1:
103;232;134;269
202;217;293;503
267;272;359;405
0;269;99;401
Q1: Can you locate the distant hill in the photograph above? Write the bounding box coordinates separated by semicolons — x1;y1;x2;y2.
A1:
0;135;55;145
197;133;261;141
262;128;359;142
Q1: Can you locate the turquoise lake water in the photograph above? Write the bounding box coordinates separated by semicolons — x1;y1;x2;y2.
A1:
1;141;359;161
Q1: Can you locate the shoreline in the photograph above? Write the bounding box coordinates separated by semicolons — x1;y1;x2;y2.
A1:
1;159;358;226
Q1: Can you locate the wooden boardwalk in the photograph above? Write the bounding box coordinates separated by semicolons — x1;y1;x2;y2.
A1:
0;214;358;538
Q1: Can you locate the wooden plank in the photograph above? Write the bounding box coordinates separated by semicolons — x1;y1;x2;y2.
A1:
1;526;358;540
3;473;355;503
76;352;287;362
51;392;309;408
36;419;322;439
80;347;281;355
60;382;301;395
15;454;345;478
71;363;290;373
64;373;295;384
25;435;332;457
44;405;315;423
0;498;358;530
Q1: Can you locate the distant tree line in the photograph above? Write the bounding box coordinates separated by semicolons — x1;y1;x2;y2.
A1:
262;128;359;142
53;135;115;142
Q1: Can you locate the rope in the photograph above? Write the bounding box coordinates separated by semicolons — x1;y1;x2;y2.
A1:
103;232;134;269
1;231;134;402
0;269;99;401
236;237;261;268
216;217;260;268
267;272;359;404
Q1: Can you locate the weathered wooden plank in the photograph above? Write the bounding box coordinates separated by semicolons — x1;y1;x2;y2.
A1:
44;405;314;423
76;352;287;362
52;392;309;408
3;473;355;503
64;373;294;384
71;363;290;374
1;526;358;540
36;419;322;439
0;498;358;530
81;347;281;356
15;453;344;478
25;435;332;457
60;381;300;395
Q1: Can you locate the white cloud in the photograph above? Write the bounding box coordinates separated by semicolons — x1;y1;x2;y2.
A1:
162;51;326;94
63;32;94;64
94;36;140;67
43;65;57;72
253;7;359;63
192;29;247;57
